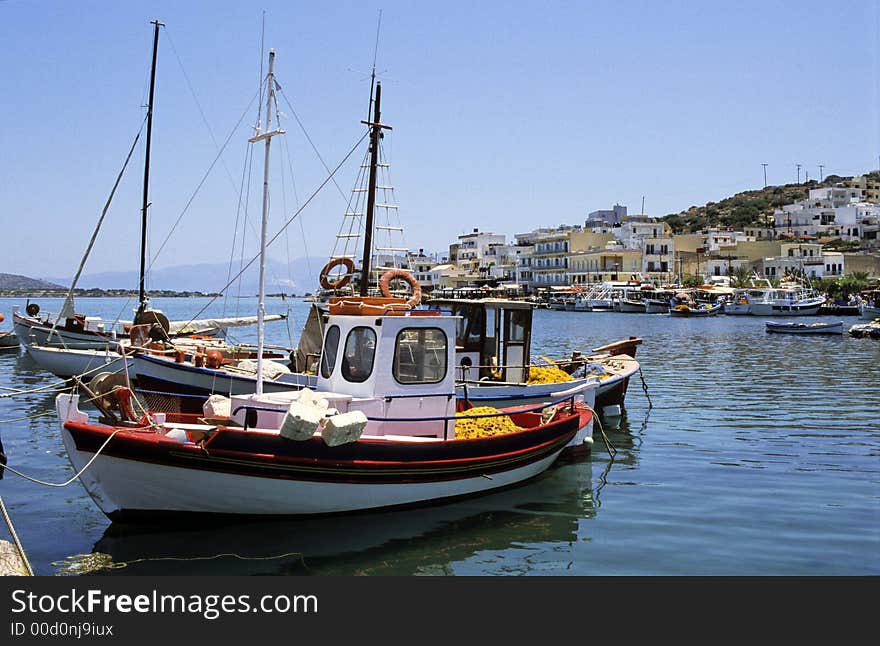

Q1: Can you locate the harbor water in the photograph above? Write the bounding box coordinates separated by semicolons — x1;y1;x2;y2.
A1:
0;296;877;575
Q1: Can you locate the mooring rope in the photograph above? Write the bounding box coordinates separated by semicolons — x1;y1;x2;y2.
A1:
638;366;653;409
53;549;307;575
0;495;34;576
0;358;129;399
0;426;124;488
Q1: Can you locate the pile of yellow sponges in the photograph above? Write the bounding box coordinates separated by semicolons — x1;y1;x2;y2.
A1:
526;366;574;385
455;406;522;439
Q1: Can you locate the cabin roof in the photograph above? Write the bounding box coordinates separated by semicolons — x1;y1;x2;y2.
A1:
426;297;532;310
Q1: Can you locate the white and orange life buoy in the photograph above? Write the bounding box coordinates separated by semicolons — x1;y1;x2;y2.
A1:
319;257;356;290
379;269;422;307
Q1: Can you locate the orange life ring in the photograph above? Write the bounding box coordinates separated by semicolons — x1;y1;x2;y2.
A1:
319;257;356;290
379;269;422;307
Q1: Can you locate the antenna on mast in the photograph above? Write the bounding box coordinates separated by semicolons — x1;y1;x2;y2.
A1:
367;10;382;122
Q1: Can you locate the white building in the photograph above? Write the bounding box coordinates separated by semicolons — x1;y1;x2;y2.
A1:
772;188;880;245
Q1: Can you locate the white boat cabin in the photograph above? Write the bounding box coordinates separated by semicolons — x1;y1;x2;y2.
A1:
231;306;459;439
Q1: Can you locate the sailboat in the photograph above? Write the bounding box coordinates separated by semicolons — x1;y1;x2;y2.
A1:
18;22;286;381
56;48;594;520
14;21;284;355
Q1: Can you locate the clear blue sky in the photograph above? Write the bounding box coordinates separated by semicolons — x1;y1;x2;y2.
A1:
2;0;878;279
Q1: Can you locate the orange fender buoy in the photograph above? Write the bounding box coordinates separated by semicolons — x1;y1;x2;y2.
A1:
319;257;356;290
379;269;422;307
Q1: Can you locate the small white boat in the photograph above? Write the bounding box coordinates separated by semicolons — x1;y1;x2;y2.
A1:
25;344;133;379
765;321;843;335
860;304;880;320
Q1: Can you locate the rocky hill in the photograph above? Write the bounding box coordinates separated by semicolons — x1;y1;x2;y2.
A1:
661;172;878;234
0;273;65;290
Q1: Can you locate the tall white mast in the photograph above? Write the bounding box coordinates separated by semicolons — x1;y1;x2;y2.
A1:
248;49;284;395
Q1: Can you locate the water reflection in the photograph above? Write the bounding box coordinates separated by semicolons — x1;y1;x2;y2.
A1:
64;461;596;576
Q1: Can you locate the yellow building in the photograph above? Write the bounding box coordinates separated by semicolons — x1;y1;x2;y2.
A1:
568;248;642;285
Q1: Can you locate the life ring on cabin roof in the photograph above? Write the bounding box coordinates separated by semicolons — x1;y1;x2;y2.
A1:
379;269;422;307
319;257;356;290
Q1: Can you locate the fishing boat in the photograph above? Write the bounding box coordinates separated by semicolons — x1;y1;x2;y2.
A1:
0;314;17;350
643;291;672;313
669;302;722;316
427;294;638;412
668;291;721;317
848;318;880;339
55;49;593;520
747;284;826;316
765;321;843;335
617;287;647;313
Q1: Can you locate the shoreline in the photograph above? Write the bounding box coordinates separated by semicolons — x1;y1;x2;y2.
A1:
0;290;300;298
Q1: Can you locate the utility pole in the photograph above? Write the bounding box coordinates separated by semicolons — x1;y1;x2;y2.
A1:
796;163;802;184
819;164;824;182
762;163;768;188
641;196;645;216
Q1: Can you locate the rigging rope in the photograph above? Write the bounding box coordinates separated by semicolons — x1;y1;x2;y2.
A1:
50;116;146;336
176;130;370;328
145;88;261;277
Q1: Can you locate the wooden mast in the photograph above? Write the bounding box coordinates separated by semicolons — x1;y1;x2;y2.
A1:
359;83;392;296
137;19;162;320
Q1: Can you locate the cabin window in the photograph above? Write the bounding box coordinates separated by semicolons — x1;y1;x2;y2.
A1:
506;309;528;343
393;327;448;384
320;325;341;378
341;326;377;383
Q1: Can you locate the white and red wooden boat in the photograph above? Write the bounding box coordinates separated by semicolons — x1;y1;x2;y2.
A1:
55;303;594;520
55;49;595;522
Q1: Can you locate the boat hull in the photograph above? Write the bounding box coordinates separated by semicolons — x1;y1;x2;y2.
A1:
133;353;315;412
13;311;120;350
765;321;843;335
618;300;646;313
643;299;669;314
860;305;880;320
669;304;721;317
57;395;581;519
25;345;132;379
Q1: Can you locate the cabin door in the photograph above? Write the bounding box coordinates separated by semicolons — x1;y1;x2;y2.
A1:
502;309;530;383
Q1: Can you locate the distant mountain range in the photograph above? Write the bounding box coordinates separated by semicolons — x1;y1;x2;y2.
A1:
0;273;66;290
6;257;328;296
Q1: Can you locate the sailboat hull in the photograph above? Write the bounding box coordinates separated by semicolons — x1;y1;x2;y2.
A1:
133;353;315;411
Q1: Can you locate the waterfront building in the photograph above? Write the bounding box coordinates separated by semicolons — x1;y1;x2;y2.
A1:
568;244;642;285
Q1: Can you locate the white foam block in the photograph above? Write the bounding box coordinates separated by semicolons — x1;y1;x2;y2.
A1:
321;411;368;447
297;387;329;410
280;401;325;441
203;394;231;419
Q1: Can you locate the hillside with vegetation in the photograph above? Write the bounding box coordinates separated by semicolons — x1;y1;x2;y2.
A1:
661;172;878;234
0;272;64;290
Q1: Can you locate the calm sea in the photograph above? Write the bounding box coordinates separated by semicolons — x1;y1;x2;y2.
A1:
0;296;877;575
